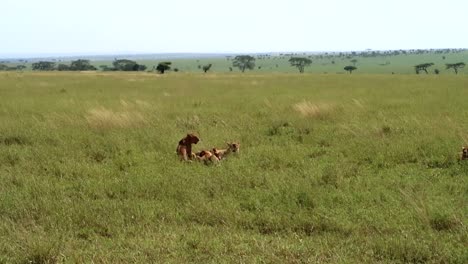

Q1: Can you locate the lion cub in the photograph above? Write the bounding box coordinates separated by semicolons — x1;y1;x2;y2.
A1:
212;142;240;160
193;149;220;164
176;133;200;161
461;146;468;161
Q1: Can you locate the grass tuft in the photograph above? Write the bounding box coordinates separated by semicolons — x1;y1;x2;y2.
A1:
85;106;146;130
293;101;335;119
1;136;29;146
429;212;460;231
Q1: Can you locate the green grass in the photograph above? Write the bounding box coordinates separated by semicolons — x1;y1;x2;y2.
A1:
0;72;467;263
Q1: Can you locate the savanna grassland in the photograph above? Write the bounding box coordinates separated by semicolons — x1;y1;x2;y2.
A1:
0;72;467;263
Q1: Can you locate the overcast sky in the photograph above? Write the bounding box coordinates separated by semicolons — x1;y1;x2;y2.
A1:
1;0;467;57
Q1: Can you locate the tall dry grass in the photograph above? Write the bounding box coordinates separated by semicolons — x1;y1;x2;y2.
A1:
85;106;146;130
293;101;335;119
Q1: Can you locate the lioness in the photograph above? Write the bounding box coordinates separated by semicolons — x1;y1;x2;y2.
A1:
176;133;200;161
212;142;240;160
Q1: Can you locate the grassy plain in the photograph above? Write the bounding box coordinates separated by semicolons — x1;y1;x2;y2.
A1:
0;72;467;263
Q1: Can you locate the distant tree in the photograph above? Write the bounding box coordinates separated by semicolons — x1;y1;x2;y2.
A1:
442;56;446;60
137;64;147;71
0;64;8;71
344;65;357;74
99;65;114;71
173;68;179;72
113;59;135;71
350;59;358;66
32;61;55;71
434;69;440;75
112;59;145;71
445;62;465;74
228;67;233;72
414;63;434;74
232;55;255;72
202;64;212;73
69;59;96;71
156;62;171;74
289;57;312;73
16;65;27;71
57;64;71;71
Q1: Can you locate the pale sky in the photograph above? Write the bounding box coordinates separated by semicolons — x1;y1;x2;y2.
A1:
1;0;467;57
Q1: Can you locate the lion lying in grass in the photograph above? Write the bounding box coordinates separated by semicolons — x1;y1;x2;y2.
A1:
212;142;240;161
192;149;220;164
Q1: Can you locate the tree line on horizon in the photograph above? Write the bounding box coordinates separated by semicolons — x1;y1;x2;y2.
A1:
0;48;466;74
18;59;172;74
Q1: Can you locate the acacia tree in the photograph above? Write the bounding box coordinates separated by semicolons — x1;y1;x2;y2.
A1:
446;62;465;74
202;63;212;73
99;65;113;71
70;59;97;71
350;59;358;66
32;61;55;71
414;63;434;74
232;55;255;72
156;62;171;74
112;59;146;71
289;57;312;73
57;64;71;71
344;65;357;74
16;65;27;71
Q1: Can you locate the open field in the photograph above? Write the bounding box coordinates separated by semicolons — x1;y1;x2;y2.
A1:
0;72;467;263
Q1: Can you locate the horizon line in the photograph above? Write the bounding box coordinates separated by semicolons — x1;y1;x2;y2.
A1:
1;48;467;60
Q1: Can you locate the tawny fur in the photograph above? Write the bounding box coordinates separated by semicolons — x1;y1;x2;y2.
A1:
176;133;200;161
212;142;240;160
461;146;468;161
193;149;220;164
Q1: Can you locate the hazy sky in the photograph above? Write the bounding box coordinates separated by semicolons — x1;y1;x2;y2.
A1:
1;0;467;57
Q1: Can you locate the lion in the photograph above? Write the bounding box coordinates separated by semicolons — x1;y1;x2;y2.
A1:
212;142;240;160
193;149;220;164
461;146;468;161
176;133;200;161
